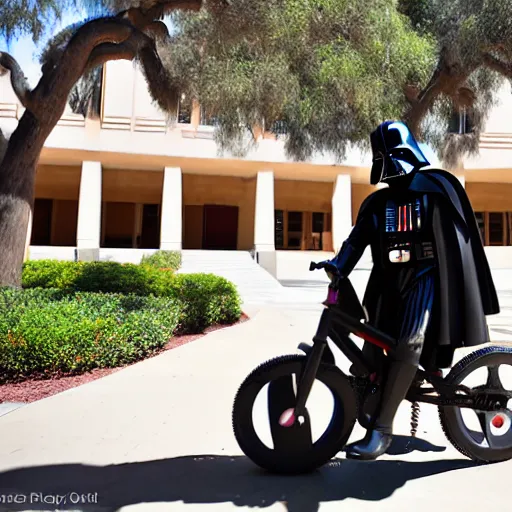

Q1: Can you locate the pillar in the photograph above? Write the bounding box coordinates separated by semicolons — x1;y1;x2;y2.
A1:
331;174;352;254
456;174;466;189
23;207;33;262
160;167;182;251
76;161;102;261
254;170;276;276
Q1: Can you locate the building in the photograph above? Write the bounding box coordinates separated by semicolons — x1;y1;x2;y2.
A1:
1;59;512;275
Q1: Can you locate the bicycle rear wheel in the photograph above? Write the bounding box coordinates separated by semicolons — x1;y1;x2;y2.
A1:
439;346;512;463
232;354;357;474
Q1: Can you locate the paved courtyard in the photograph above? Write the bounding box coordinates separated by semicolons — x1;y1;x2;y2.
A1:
1;266;512;511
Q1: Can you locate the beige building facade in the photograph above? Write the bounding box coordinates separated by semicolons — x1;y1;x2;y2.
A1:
2;59;512;274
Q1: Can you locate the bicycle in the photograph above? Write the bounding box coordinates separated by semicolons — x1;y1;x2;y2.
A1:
232;260;512;474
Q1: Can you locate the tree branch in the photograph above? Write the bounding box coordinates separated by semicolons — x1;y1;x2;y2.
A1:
483;53;512;79
0;52;33;110
117;1;202;30
85;41;138;71
404;63;445;137
29;17;135;120
84;28;178;114
24;0;210;124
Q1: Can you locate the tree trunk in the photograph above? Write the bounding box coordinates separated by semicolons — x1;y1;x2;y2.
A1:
0;7;205;287
0;112;48;287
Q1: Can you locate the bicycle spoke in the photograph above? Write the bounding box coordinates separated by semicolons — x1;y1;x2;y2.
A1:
486;365;505;391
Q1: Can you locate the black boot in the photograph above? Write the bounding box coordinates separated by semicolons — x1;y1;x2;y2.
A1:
345;359;418;460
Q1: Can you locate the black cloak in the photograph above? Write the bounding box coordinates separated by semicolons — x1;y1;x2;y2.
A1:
356;169;499;365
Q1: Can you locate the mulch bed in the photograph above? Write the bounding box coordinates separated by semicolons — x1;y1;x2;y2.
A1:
0;313;249;404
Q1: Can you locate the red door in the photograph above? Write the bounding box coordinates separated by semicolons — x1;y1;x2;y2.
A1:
202;205;239;250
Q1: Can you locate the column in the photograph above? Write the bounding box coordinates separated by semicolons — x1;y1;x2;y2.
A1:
76;161;102;261
254;170;276;276
456;174;466;189
331;174;352;254
160;167;183;251
23;207;33;262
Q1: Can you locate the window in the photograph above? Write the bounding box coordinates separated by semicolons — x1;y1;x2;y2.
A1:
275;209;284;249
488;212;504;246
274;210;332;250
271;120;288;136
287;211;302;249
200;106;220;127
178;95;192;124
312;212;324;233
448;107;474;134
474;211;512;246
474;212;485;244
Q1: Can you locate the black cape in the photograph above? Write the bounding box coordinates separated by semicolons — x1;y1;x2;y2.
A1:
361;169;499;358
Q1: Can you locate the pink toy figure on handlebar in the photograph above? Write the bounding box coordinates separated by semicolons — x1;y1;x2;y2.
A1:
323;287;339;306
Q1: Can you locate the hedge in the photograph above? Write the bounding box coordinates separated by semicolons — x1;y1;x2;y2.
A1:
22;260;173;296
21;260;242;333
0;289;181;383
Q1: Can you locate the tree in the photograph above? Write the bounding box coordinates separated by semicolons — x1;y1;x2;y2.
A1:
0;0;227;287
399;0;512;167
165;0;512;167
164;0;437;161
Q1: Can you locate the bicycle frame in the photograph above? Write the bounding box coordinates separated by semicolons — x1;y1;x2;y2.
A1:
292;280;503;419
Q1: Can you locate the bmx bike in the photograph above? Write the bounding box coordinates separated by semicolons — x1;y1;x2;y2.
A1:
232;261;512;474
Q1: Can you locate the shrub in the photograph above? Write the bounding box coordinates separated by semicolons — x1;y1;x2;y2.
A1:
0;289;181;384
22;260;173;296
168;273;242;334
140;250;182;271
21;260;242;331
21;259;242;334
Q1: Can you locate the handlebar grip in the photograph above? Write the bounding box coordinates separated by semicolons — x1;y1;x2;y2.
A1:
309;261;319;271
309;261;339;274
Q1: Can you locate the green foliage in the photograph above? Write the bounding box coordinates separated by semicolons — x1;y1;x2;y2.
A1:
0;0;109;44
22;259;174;295
140;250;182;271
20;258;242;331
398;0;512;165
165;0;437;162
168;273;242;334
0;289;181;383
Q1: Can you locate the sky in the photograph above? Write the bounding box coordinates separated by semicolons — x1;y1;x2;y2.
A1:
1;9;85;87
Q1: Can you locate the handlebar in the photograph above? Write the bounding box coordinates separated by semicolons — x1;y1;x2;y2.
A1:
309;260;338;274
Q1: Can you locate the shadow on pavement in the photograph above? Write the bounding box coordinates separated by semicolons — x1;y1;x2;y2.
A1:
386;434;447;455
0;452;474;512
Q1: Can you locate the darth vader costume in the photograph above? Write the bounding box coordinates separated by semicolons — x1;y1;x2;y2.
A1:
325;120;500;461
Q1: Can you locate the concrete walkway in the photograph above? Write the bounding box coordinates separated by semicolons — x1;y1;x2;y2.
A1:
1;270;512;510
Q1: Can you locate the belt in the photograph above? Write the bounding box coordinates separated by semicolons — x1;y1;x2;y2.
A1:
387;241;434;264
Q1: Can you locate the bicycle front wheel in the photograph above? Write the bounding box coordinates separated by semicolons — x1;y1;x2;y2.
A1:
232;354;357;474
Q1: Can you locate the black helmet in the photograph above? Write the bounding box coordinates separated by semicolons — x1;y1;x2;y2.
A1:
370;120;430;185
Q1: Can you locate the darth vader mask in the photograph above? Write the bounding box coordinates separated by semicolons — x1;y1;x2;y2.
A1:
370;121;430;185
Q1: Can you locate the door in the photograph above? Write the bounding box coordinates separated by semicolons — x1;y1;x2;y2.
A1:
139;204;161;249
202;205;239;250
31;198;53;246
